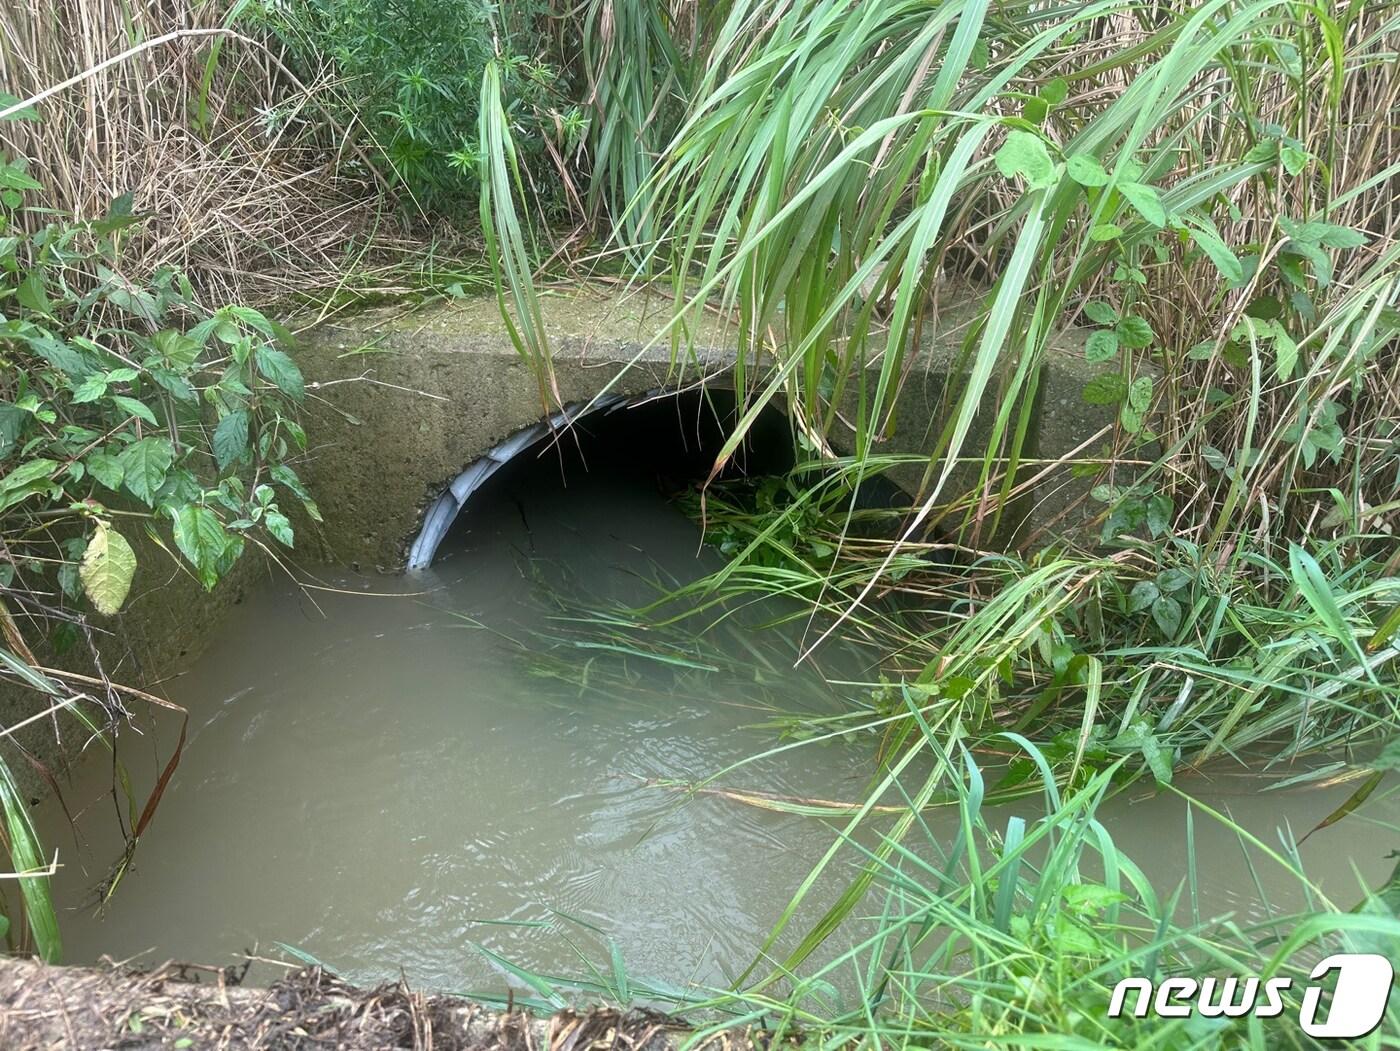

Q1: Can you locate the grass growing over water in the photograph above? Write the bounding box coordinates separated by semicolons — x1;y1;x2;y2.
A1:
503;469;1399;1044
472;0;1400;1040
462;718;1400;1046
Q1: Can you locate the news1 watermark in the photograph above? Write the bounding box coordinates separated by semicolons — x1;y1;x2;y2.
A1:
1108;953;1395;1038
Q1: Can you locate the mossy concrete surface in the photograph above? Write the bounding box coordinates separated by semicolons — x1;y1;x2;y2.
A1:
295;285;1112;570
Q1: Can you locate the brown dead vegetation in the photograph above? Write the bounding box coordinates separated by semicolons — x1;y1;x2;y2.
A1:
0;957;780;1051
0;0;410;306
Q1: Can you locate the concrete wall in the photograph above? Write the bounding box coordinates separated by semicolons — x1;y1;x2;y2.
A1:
293;285;1111;571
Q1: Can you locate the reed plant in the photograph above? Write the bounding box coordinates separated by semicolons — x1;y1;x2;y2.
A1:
0;0;384;303
462;735;1400;1046
479;0;1400;1041
490;0;1400;805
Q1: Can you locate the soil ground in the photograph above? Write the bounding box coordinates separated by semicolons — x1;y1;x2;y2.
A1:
0;958;772;1051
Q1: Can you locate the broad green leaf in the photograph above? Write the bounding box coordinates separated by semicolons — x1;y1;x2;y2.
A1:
1041;78;1068;106
0;459;57;512
1085;330;1118;363
110;395;158;426
1063;883;1126;914
1128;375;1154;413
80;521;137;616
0;404;24;456
1146;494;1172;538
1129;580;1159;612
1066;154;1109;187
0;93;39;121
1281;145;1310;176
1121;722;1173;784
100;270;158;323
1244;139;1279;164
265;510;294;547
85;451;124;492
17;271;51;315
1051;921;1101;956
212;410;250;472
1089;223;1123;241
0;160;42;191
0;458;57;493
271;464;322;521
31;334;93;379
71;373;108;403
118;437;174;505
1151;595;1182;637
1157;568;1191;593
1314;225;1368;249
152;329;201;370
994;130;1055;190
169;505;231;590
1082;374;1126;405
1280;216;1368;249
1116;315;1154;349
270;464;311;501
147;367;196;403
1186;223;1244;284
1121;181;1166;226
255;346;305;401
1083;301;1118;326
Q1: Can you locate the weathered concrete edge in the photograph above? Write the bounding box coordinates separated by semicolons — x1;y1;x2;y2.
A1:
0;283;1115;819
294;285;1114;570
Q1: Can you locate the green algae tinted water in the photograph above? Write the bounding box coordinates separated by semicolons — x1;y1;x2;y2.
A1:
31;454;1400;997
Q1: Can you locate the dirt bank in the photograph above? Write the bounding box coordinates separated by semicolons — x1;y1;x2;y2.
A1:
0;957;776;1051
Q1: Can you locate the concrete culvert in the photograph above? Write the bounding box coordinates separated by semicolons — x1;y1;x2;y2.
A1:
407;388;796;570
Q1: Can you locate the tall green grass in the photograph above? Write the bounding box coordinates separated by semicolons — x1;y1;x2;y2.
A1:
478;0;1400;1042
468;733;1400;1046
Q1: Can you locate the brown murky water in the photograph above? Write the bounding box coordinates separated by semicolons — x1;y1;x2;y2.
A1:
31;454;1400;998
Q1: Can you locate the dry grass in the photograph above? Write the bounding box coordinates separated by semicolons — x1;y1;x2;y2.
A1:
0;957;768;1051
0;0;397;306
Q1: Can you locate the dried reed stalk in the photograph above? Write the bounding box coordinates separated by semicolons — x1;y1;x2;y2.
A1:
0;0;390;305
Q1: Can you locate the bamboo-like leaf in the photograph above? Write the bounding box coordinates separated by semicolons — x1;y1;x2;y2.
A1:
0;757;60;961
478;62;560;415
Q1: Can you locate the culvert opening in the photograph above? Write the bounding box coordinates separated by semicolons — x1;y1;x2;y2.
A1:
408;388;795;571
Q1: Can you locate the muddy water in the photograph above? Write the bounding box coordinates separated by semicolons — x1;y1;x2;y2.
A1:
38;456;882;994
33;451;1400;997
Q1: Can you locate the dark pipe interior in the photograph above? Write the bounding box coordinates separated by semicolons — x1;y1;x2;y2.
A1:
431;389;912;571
442;390;795;541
